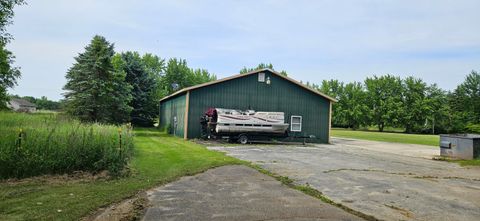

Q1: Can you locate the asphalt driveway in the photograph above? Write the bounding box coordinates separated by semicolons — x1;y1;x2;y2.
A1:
207;138;480;221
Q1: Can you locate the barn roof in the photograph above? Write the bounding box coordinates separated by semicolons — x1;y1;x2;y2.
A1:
10;98;36;107
160;68;337;102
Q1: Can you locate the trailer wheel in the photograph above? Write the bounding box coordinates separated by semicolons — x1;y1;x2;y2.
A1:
238;134;248;144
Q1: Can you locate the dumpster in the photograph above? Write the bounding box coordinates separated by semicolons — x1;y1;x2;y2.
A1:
440;134;480;160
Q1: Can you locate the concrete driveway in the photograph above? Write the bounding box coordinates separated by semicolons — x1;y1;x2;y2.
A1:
142;165;361;221
207;138;480;221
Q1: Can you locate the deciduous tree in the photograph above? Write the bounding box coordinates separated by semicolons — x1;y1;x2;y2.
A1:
341;82;370;129
0;0;25;43
401;77;427;133
319;79;345;127
452;71;480;123
240;63;288;76
164;58;191;94
424;84;450;133
0;0;24;109
142;53;166;99
164;58;216;94
365;75;403;132
0;43;20;109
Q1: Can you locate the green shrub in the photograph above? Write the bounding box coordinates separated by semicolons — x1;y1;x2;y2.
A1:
0;112;134;179
166;123;172;134
466;123;480;134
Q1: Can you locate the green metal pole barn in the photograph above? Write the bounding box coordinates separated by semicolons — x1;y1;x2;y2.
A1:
159;68;336;143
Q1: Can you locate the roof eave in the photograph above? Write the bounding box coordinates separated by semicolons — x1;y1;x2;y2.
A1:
159;68;337;103
266;69;338;102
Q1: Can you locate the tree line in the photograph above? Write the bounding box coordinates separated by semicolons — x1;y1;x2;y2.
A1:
63;40;296;126
306;71;480;134
240;63;288;76
9;95;61;110
63;35;216;126
2;1;478;133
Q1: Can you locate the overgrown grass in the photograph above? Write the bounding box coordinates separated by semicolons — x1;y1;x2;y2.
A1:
0;112;134;179
434;156;480;167
332;128;439;146
0;128;242;220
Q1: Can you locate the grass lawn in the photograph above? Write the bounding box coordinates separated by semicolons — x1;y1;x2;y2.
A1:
365;126;405;133
455;159;480;167
0;128;242;221
332;128;439;146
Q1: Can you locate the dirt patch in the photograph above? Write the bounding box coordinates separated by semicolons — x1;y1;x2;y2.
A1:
1;170;110;186
84;192;148;221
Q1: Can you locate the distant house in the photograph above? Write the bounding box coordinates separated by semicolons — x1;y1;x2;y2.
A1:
7;98;37;112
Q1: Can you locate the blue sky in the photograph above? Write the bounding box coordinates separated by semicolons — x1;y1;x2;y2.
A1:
7;0;480;101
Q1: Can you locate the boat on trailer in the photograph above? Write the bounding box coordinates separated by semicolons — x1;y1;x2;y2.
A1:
215;108;289;134
201;108;289;143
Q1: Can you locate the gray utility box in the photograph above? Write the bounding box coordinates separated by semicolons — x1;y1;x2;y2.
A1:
440;134;480;160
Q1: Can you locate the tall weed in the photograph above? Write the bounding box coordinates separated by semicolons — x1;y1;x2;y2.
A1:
0;112;134;179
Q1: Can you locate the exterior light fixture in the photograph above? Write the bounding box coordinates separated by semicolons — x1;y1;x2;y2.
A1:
266;77;271;85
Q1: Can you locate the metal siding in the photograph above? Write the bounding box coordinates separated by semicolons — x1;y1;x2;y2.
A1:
474;139;480;158
187;71;331;143
159;93;186;138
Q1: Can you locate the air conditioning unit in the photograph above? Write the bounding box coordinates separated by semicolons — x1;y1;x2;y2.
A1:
440;134;480;159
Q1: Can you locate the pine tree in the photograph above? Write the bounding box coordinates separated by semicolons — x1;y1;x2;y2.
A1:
113;51;158;126
63;35;132;123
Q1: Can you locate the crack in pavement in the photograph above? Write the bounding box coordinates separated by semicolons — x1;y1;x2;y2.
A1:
323;168;480;182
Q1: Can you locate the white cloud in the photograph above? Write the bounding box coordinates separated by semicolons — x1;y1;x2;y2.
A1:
6;0;480;100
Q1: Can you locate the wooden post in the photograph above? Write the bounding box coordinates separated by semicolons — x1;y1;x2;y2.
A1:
17;128;23;150
184;91;190;140
118;128;122;151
